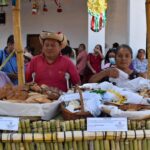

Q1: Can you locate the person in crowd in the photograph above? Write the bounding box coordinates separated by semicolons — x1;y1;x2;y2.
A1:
26;31;80;92
76;43;88;83
67;40;76;65
0;35;18;85
24;52;33;65
132;49;148;78
102;48;116;69
83;44;103;82
89;44;140;83
112;42;119;50
61;45;74;63
0;71;12;88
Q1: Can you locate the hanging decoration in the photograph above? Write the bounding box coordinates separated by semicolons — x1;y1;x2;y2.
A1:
87;0;108;32
54;0;62;13
43;0;48;12
32;0;39;15
0;0;8;6
12;0;16;6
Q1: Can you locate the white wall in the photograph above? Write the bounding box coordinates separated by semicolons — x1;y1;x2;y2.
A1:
106;0;146;58
0;0;88;49
105;0;129;50
128;0;146;58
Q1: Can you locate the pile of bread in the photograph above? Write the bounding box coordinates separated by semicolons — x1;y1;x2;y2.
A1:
0;83;62;103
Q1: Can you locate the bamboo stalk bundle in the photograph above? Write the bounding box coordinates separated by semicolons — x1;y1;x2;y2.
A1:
12;0;25;85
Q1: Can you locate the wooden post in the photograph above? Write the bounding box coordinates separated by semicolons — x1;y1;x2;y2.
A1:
146;0;150;78
12;0;25;85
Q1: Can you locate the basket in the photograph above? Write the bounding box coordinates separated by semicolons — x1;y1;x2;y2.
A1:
61;86;92;120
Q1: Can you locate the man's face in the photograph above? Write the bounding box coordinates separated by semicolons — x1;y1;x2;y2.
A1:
7;43;14;52
42;39;61;59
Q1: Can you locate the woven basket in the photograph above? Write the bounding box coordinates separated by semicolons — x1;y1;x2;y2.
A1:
61;86;92;120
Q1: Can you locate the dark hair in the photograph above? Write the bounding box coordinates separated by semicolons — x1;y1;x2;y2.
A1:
79;43;86;50
137;49;145;58
116;44;133;58
95;44;103;53
112;42;119;48
105;48;116;64
7;35;14;44
61;46;72;56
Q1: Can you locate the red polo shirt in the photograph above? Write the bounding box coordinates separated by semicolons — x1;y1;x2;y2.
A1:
26;54;80;91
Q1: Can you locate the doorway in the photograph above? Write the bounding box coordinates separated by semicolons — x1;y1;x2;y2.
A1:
27;34;42;56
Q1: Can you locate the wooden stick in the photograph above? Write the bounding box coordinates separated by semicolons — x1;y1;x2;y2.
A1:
12;0;25;85
146;0;150;78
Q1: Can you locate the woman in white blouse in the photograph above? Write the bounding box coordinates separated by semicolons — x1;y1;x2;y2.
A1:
132;49;148;78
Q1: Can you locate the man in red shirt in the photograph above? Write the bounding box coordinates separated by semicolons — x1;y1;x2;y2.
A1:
26;31;80;92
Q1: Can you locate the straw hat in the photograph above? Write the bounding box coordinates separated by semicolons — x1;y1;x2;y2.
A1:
24;52;33;60
39;31;67;49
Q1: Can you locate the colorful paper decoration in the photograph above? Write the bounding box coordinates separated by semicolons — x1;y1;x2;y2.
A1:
32;0;39;15
54;0;62;13
12;0;16;6
87;0;107;32
0;0;8;6
43;0;48;12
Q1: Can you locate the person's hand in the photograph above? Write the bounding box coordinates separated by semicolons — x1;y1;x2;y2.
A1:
92;69;96;74
139;72;147;78
105;68;119;78
8;73;18;80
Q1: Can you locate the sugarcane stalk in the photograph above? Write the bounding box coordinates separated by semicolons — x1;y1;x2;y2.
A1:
43;121;48;133
99;140;104;150
21;120;26;133
12;0;25;85
45;143;51;150
131;121;136;130
115;141;120;150
104;140;110;150
146;121;150;150
20;143;25;150
146;0;150;78
141;120;146;130
83;140;88;150
129;140;134;150
66;121;73;149
15;143;20;150
128;120;131;130
70;120;75;131
73;141;78;150
11;143;16;150
133;139;138;150
0;143;3;150
80;119;86;130
56;120;63;150
110;140;116;150
138;140;142;150
6;142;11;150
94;139;100;150
142;139;148;150
40;143;46;150
120;140;125;150
137;121;142;130
36;143;41;150
75;119;80;130
124;140;130;150
47;121;51;132
51;120;56;132
24;143;30;150
25;120;31;133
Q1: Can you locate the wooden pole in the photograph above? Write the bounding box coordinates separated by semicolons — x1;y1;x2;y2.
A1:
146;0;150;78
12;0;25;85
